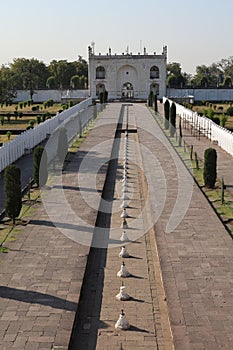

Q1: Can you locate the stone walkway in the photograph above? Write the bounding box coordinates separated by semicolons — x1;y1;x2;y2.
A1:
143;103;233;349
0;104;121;350
0;102;233;350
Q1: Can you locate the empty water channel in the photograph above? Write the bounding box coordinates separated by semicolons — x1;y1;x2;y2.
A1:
68;104;144;349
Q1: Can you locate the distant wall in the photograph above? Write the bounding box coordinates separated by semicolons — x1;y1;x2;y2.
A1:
13;89;90;103
167;88;233;101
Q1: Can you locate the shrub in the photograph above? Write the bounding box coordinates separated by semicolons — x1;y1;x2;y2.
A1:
220;114;228;127
18;112;23;118
6;131;12;140
169;102;176;137
14;111;18;120
179;118;182;146
164;99;170;129
29;120;35;128
4;164;22;224
32;105;40;112
99;92;104;104
7;112;11;122
213;117;220;125
202;109;208;117
226;106;233;116
57;127;68;163
148;91;153;107
207;109;215;119
62;104;68;110
36;115;41;124
33;146;48;187
19;102;24;109
0;116;4;125
104;90;108;103
203;148;217;188
154;94;158;113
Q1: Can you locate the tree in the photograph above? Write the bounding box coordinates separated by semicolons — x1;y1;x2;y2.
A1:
0;66;16;103
73;55;88;79
191;64;222;87
169;102;176;137
48;60;76;89
6;131;12;140
46;76;56;89
154;94;158;112
10;58;49;98
4;164;22;224
70;75;80;89
222;76;232;87
166;62;187;87
148;90;153;107
218;56;233;80
57;127;68;163
179;118;182;146
203;148;217;188
164;99;170;129
33;146;48;187
99;92;104;104
103;90;108;103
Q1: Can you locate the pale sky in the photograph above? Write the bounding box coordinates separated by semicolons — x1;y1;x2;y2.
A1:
1;0;232;74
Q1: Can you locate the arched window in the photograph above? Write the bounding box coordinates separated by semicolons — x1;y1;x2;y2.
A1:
150;66;159;79
96;66;106;79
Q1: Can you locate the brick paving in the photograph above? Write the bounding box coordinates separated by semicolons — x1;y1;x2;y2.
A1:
0;104;121;350
0;102;233;350
137;103;233;349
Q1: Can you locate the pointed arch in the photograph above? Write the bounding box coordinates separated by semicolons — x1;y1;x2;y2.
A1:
150;66;160;79
96;66;106;79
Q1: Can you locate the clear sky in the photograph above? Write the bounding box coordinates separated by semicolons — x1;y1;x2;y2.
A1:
0;0;232;74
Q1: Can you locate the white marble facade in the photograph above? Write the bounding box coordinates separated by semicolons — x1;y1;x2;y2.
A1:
88;46;167;100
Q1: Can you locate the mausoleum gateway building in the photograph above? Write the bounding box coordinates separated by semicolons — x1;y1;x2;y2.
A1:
88;45;167;100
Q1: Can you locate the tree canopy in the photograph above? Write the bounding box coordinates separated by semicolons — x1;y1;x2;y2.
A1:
0;56;88;103
167;57;233;88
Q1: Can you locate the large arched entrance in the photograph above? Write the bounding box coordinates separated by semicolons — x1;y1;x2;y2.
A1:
121;82;134;99
150;83;159;95
96;83;105;97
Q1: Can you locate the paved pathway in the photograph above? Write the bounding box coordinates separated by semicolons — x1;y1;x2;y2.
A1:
0;102;233;350
0;104;121;350
144;103;233;349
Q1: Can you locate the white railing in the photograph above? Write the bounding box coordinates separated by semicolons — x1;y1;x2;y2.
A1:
0;98;96;172
163;97;233;157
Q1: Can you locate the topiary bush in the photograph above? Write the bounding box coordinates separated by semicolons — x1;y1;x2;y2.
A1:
33;146;48;187
203;148;217;188
154;94;158;113
57;127;68;163
164;99;170;130
148;90;153;107
4;164;22;224
169;102;176;137
226;106;233;116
